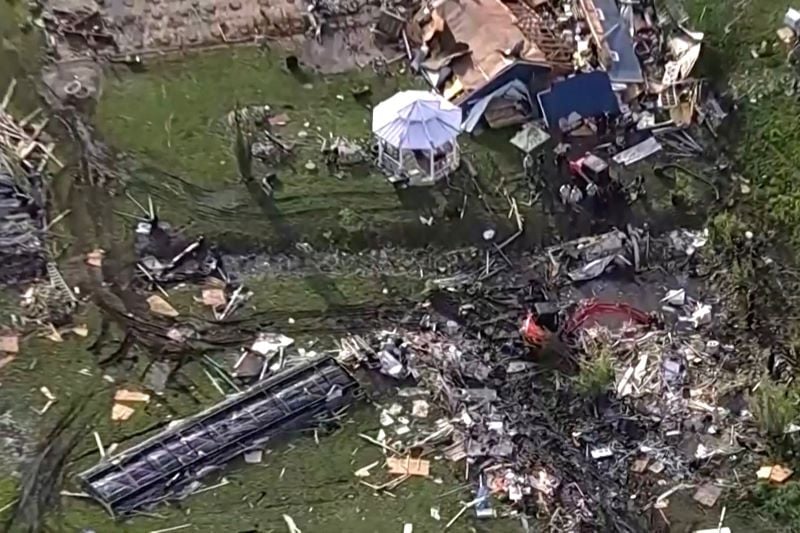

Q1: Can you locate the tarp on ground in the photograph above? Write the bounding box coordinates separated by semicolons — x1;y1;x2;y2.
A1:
462;79;532;134
537;72;620;128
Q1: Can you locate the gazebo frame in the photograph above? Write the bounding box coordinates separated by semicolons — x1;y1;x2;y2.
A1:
376;139;461;185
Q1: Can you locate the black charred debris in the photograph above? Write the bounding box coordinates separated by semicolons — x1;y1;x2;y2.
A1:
135;218;226;286
0;169;46;286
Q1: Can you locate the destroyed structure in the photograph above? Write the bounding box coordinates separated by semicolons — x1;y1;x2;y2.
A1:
80;357;360;515
0;169;46;286
0;81;59;287
337;226;793;531
409;0;711;149
3;0;795;530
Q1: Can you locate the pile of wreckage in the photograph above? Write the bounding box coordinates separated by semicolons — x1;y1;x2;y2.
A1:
399;0;726;195
0;81;60;287
334;225;796;531
0;167;46;286
68;221;797;530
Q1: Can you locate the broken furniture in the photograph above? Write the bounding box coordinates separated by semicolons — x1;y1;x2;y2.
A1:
372;90;462;186
78;357;361;515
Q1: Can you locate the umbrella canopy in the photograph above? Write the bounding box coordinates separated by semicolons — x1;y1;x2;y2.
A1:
372;90;462;151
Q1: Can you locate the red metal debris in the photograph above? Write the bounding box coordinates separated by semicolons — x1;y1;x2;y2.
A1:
521;312;551;345
564;299;652;334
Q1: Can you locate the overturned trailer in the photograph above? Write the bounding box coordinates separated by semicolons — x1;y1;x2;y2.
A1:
79;357;361;516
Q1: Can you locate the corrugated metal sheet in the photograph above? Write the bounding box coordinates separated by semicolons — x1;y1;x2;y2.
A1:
79;357;361;515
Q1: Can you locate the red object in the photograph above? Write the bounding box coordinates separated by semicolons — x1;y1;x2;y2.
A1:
568;157;585;176
521;312;551;345
564;299;652;334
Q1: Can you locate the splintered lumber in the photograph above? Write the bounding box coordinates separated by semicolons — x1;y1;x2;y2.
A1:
114;389;151;403
0;80;63;169
387;456;430;477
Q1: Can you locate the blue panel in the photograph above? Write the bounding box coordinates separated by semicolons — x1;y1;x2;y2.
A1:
538;71;620;127
459;62;551;111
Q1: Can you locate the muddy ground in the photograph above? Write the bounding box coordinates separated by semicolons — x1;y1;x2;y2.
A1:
1;0;800;531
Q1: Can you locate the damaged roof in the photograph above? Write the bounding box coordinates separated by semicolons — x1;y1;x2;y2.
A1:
425;0;549;99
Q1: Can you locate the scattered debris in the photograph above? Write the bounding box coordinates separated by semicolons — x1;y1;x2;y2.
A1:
201;288;227;309
785;7;800;34
386;456;430;477
0;168;47;285
0;334;19;354
692;484;722;508
85;249;105;268
613;137;663;167
251;333;294;356
146;295;179;318
759;465;794;484
243;450;263;464
411;400;429;418
662;288;686;306
135;217;225;286
590;446;614;460
114;390;151;403
150;524;192;533
283;515;302;533
354;460;380;478
0;80;63;171
111;403;135;422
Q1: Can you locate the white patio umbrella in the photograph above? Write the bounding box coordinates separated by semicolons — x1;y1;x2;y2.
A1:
372;90;462;179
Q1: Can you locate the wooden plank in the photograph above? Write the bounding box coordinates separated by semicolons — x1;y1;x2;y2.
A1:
0;79;16;111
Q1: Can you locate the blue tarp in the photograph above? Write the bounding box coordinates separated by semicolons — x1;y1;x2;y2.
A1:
594;0;644;84
537;71;620;128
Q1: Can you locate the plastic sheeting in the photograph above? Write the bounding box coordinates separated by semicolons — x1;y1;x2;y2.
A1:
462;80;532;134
372;90;462;150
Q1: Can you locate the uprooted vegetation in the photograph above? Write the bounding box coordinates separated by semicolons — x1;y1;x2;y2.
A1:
575;339;615;400
751;380;800;441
